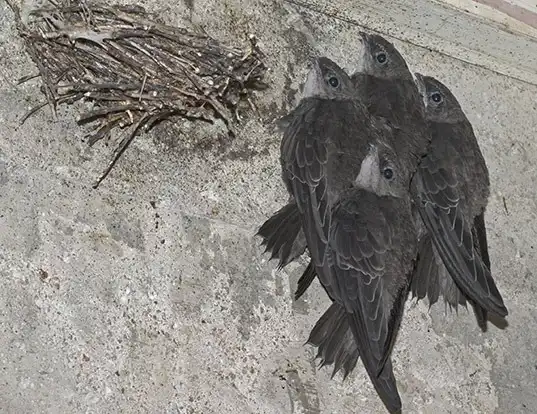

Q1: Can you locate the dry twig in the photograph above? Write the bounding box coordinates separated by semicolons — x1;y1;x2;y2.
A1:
9;0;268;187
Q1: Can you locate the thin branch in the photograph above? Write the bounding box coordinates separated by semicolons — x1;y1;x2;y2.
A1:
91;112;152;188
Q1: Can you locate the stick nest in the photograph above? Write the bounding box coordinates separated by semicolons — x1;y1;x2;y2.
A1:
10;0;268;187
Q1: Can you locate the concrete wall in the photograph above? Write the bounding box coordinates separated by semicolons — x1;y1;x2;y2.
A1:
1;0;536;413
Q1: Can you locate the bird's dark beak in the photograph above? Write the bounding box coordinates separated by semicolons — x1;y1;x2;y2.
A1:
306;56;322;73
358;31;368;43
302;56;323;88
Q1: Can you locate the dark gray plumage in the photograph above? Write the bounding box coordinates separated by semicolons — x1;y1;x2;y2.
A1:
306;74;510;382
352;32;430;164
310;141;416;414
258;34;506;393
258;49;395;267
258;36;431;391
279;59;382;268
279;57;410;413
411;73;508;321
261;33;430;288
259;33;430;271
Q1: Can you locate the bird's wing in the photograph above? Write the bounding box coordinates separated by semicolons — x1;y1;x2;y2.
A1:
307;302;402;413
412;233;468;309
414;152;507;317
328;193;410;374
473;211;491;270
281;99;332;268
471;212;491;330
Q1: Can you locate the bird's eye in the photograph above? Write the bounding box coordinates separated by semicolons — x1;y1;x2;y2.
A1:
431;92;443;103
328;77;339;88
383;167;394;180
376;52;387;64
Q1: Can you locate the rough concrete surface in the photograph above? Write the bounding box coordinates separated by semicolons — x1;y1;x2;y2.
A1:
0;0;536;413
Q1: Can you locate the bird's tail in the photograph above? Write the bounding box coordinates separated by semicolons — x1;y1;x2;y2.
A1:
413;233;490;331
307;302;359;379
256;202;305;269
308;303;402;413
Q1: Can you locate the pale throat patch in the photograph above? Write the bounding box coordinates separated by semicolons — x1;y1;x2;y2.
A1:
355;149;379;191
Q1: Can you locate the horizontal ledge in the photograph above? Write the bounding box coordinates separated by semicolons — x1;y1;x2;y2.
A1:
286;0;537;85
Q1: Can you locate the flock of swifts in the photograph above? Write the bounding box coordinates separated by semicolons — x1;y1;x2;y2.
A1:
255;32;508;413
